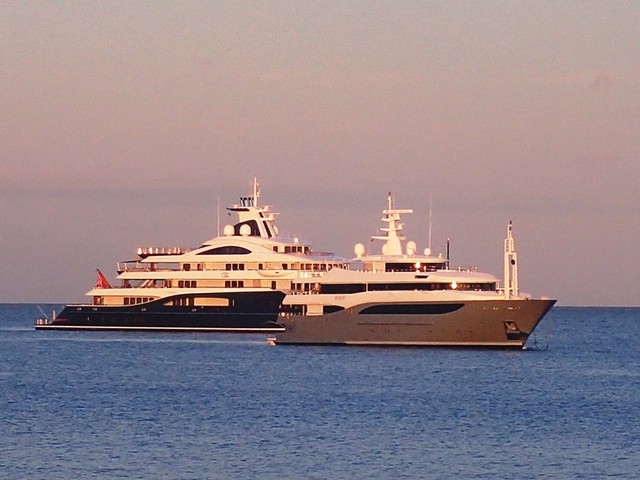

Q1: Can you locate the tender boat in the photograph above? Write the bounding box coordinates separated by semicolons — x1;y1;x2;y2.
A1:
272;195;556;348
35;179;346;332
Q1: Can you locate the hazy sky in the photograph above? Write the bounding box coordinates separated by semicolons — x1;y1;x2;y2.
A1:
2;1;639;306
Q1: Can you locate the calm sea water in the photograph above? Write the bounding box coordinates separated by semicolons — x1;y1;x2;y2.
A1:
1;304;639;479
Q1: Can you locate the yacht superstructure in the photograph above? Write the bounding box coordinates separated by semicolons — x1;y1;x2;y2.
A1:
36;180;346;331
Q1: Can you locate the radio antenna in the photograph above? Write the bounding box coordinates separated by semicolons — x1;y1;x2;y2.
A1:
428;192;433;252
216;194;220;237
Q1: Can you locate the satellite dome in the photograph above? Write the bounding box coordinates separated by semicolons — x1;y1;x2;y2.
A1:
223;225;234;236
354;243;365;258
240;224;251;236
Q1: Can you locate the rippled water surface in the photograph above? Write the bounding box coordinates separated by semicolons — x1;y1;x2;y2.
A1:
1;304;639;479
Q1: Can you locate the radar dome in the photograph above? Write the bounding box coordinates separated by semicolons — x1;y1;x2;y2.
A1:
223;225;234;236
354;243;365;258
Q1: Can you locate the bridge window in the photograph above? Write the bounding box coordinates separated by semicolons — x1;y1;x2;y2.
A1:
198;246;252;255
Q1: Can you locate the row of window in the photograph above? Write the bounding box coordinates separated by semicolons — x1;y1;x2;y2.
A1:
320;282;497;294
169;296;233;307
170;280;278;289
183;262;345;272
124;297;154;305
360;303;464;315
385;262;447;272
291;282;320;293
282;305;344;315
197;246;252;255
227;263;245;271
278;245;309;254
172;297;193;307
284;303;464;316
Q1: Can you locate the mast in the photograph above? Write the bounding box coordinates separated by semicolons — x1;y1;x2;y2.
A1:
251;177;260;207
371;193;413;256
504;221;519;299
226;178;278;238
446;237;450;269
428;192;433;253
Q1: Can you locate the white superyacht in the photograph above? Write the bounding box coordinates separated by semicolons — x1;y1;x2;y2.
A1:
273;195;555;348
36;179;346;332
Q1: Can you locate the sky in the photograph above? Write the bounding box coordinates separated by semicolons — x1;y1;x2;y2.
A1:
1;1;639;306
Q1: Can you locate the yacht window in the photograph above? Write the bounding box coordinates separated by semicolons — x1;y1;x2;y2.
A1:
456;282;496;291
320;283;366;294
360;304;464;315
324;306;344;314
368;283;435;291
198;246;252;255
384;262;418;272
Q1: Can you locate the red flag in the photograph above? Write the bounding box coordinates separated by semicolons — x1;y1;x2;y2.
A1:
95;269;111;288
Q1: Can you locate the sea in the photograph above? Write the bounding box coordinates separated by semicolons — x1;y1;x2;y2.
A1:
1;304;639;479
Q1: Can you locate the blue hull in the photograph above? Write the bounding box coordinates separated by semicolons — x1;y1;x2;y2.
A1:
36;291;286;332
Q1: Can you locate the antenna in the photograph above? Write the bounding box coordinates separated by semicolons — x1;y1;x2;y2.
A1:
252;177;260;206
428;192;433;252
216;194;220;237
446;237;450;269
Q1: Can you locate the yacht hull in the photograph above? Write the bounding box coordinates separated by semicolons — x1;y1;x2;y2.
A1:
274;299;556;348
36;291;286;332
